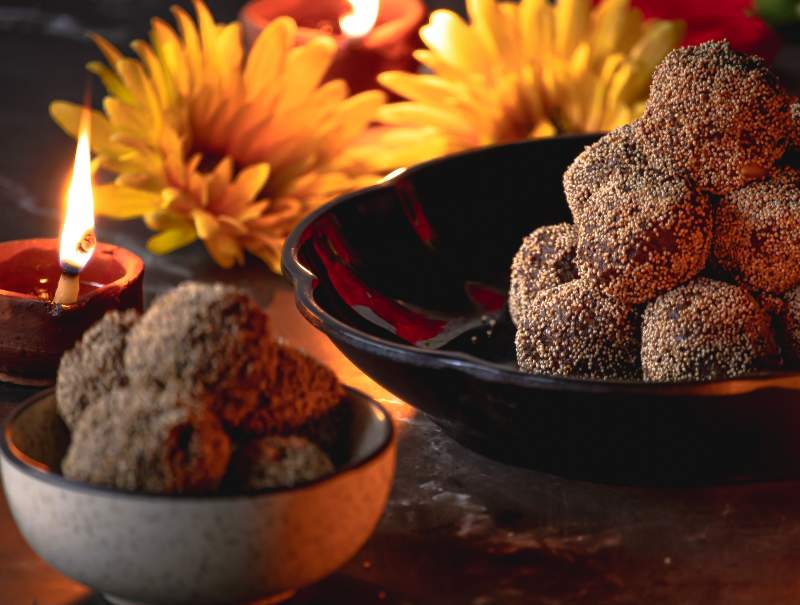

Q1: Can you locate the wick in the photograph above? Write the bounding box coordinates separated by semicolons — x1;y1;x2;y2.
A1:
53;266;80;305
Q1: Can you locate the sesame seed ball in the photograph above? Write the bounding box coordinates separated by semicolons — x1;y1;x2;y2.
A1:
515;280;641;380
295;403;352;463
224;436;334;491
239;344;345;436
562;123;650;222
780;285;800;365
712;166;800;294
754;290;786;319
56;309;139;430
641;277;781;382
791;103;800;150
124;282;277;428
62;385;231;494
639;40;792;195
575;168;712;304
508;223;577;326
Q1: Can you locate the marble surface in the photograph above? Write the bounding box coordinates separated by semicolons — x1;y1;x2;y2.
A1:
3;4;800;604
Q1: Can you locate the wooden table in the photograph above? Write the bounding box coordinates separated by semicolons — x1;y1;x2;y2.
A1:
4;6;800;604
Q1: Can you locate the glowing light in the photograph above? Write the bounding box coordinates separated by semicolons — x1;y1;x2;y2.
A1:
59;106;96;273
380;167;407;183
339;0;380;39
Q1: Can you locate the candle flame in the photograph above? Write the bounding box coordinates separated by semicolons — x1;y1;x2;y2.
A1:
60;106;96;273
339;0;380;39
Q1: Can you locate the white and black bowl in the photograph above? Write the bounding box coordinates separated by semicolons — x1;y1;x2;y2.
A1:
0;388;396;605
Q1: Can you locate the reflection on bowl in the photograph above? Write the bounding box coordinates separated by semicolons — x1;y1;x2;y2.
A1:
283;135;800;485
0;388;395;605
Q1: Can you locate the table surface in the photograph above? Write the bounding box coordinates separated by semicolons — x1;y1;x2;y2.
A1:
4;4;800;604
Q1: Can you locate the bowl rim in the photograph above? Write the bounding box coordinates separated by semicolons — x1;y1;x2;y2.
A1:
0;386;395;501
281;136;800;397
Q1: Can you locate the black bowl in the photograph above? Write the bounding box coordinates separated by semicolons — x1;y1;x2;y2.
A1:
283;135;800;485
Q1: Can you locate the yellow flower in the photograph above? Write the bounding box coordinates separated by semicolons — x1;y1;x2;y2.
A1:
375;0;685;163
50;1;386;272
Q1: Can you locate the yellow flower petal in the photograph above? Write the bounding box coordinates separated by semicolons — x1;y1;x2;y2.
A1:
249;196;303;230
218;215;248;235
171;5;204;89
130;39;172;107
94;184;162;219
629;20;686;78
237;200;269;223
466;0;507;61
192;0;219;59
519;0;552;62
554;0;591;57
49;101;113;151
116;59;163;134
216;23;244;84
192;208;220;239
274;36;338;115
421;10;492;76
205;156;234;205
379;71;460;106
591;0;633;57
144;208;180;230
378;102;477;142
413;49;474;86
150;17;191;96
147;226;198;255
287;172;352;197
530;120;557;137
244;239;282;274
89;33;124;71
205;232;244;268
86;61;135;104
322;89;387;150
244;16;296;99
230;163;270;203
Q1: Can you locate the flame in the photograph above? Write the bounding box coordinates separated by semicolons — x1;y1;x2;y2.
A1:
339;0;380;38
59;106;96;273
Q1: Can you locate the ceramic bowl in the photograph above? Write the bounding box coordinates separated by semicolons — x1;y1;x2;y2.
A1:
282;135;800;485
0;388;395;605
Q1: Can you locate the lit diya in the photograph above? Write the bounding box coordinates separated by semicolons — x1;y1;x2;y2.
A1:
240;0;425;94
0;107;143;386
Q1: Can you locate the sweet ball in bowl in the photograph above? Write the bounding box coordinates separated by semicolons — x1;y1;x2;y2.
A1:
562;122;649;222
1;388;394;605
124;281;278;428
508;223;577;326
61;383;232;494
638;40;793;195
1;282;396;605
514;279;641;381
574;167;711;305
640;278;781;382
712;166;800;295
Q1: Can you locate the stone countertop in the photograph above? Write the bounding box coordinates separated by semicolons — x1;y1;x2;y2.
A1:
3;8;800;605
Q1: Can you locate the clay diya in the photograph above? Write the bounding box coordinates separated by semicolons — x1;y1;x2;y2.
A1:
0;240;143;385
0;108;144;386
240;0;425;94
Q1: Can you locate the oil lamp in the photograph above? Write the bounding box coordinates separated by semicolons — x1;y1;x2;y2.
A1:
240;0;425;94
0;106;144;385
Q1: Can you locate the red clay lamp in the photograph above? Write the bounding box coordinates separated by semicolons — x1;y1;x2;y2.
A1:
0;107;144;385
